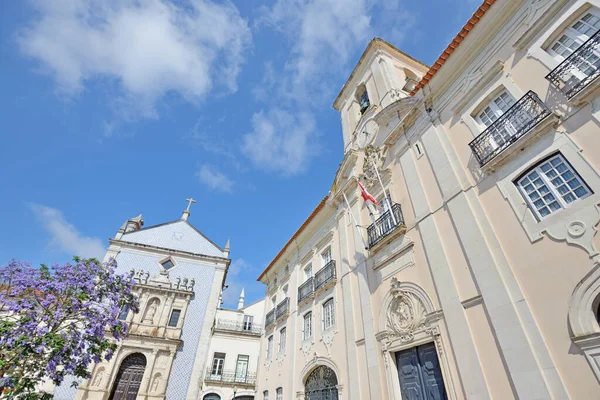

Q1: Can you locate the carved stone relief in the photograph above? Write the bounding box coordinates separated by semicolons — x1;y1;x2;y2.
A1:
545;205;600;257
362;145;385;186
385;278;427;343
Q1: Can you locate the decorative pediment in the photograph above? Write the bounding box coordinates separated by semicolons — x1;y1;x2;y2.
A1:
385;278;427;342
331;151;359;197
377;279;440;348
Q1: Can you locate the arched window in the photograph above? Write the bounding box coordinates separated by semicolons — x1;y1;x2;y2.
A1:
355;83;370;114
304;365;338;400
109;353;146;400
203;394;221;400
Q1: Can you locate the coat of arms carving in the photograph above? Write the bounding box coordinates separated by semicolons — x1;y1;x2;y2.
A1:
386;278;426;342
362;144;385;185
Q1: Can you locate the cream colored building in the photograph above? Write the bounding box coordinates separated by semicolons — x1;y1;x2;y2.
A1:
255;0;600;399
201;291;265;400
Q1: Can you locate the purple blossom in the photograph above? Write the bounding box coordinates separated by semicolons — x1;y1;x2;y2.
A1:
0;258;138;398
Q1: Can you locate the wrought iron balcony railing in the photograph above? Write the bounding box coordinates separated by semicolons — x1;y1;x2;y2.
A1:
298;277;315;304
276;298;289;320
265;309;275;327
468;91;551;167
214;319;262;336
367;203;405;248
205;368;257;386
546;29;600;99
314;261;336;291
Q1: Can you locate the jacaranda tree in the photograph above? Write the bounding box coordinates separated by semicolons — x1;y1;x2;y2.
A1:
0;258;139;399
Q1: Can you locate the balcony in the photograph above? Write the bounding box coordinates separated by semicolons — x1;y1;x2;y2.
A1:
205;368;256;387
265;309;275;328
546;30;600;100
214;319;262;336
276;298;289;321
367;203;406;248
469;91;551;167
314;261;336;292
298;277;315;305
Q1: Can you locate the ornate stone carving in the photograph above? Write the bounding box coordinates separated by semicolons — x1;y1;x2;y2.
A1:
301;340;313;361
545;205;600;257
321;329;336;356
362;145;385;185
385;278;427;342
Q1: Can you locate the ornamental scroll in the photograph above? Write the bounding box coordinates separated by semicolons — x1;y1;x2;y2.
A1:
385;278;427;342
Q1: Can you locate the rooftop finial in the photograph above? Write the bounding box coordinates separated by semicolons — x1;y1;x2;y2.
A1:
238;288;245;309
224;237;231;257
181;198;196;221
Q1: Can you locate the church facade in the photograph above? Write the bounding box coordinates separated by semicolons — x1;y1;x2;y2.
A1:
52;206;232;400
255;0;600;399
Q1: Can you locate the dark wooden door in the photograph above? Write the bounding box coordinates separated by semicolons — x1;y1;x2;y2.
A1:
109;353;147;400
396;343;447;400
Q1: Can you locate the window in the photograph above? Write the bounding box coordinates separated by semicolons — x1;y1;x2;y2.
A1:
211;352;225;376
267;336;273;360
477;90;516;127
304;264;313;282
321;247;332;266
235;355;249;382
161;259;174;270
279;328;286;354
243;315;254;331
263;391;269;400
323;299;335;330
118;306;129;321
549;10;600;61
168;309;181;327
276;388;283;400
359;89;370;114
516;153;591;219
303;312;313;341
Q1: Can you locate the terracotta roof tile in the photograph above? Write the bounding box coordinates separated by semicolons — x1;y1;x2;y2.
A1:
410;0;496;96
257;197;329;282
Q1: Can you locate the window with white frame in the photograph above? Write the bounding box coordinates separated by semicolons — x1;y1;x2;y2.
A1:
548;8;600;89
267;335;273;360
304;264;313;282
303;312;313;341
321;247;332;267
323;298;335;330
477;90;516;127
549;9;600;61
276;388;283;400
263;391;269;400
377;190;393;214
279;327;286;354
516;153;592;219
211;352;225;376
243;315;254;331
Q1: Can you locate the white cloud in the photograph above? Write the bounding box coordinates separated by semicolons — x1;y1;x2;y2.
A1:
30;203;106;259
241;109;317;176
18;0;251;116
196;164;234;193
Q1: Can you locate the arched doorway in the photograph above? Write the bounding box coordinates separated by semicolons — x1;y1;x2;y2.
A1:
202;394;221;400
304;365;338;400
109;353;147;400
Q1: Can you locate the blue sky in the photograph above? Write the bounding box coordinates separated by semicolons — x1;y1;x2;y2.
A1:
0;0;477;308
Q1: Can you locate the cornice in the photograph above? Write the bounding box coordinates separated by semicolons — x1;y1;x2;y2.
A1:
108;239;231;266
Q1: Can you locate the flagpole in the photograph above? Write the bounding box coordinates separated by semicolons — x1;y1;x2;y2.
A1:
343;192;368;250
370;158;397;226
